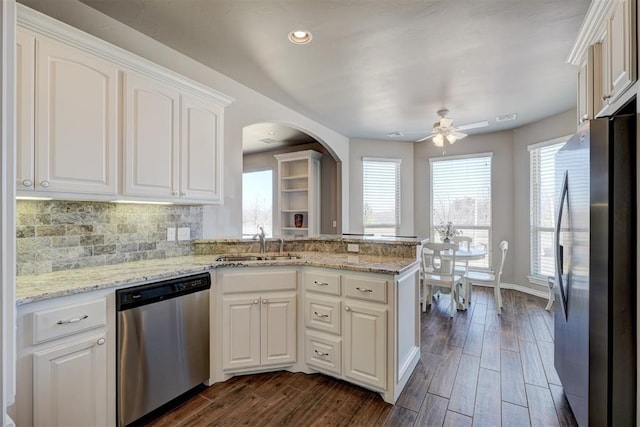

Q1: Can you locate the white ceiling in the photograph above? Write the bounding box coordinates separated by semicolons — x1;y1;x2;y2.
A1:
74;0;590;146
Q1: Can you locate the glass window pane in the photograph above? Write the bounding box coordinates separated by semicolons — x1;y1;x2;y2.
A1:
242;170;273;236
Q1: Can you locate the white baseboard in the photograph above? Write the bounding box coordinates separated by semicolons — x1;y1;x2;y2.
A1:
471;281;550;299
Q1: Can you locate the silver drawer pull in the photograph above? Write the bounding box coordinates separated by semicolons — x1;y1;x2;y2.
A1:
356;287;373;292
57;314;88;325
314;349;329;356
314;311;329;318
314;281;329;286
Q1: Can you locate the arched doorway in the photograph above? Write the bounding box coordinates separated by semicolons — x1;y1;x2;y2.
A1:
242;122;341;237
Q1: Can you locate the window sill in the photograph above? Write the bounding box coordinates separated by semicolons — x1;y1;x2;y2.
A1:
527;275;553;288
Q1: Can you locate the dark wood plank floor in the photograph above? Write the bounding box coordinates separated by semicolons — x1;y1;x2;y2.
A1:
142;287;577;426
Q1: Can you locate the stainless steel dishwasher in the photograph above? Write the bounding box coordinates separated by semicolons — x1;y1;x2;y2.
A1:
116;272;211;426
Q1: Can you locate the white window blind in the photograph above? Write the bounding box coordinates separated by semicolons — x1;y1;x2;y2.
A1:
430;154;492;268
363;158;400;235
529;140;565;282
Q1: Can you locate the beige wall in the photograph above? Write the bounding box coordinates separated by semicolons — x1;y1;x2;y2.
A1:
243;143;339;235
19;0;351;237
349;138;415;236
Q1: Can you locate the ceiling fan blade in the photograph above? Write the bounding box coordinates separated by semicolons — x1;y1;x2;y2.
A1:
440;117;454;128
456;120;489;131
452;131;468;139
415;133;436;143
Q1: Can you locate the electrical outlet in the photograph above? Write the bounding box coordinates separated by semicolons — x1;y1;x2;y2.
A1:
177;227;191;241
347;243;359;253
167;227;176;241
332;220;337;228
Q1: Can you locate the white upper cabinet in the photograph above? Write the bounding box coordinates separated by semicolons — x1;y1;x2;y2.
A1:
18;28;118;195
17;4;233;202
122;75;225;202
568;0;636;123
601;0;635;106
123;71;180;198
180;94;224;202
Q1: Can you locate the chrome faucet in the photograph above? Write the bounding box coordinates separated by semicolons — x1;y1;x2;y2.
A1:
253;226;266;253
279;237;285;254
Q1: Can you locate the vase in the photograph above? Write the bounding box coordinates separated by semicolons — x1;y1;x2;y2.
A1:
443;237;451;243
294;213;304;228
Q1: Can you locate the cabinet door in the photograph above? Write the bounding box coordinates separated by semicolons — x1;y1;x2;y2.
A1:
343;302;387;390
180;94;223;202
222;295;261;371
123;72;180;198
33;333;107;427
17;28;35;191
261;293;297;366
35;36;118;194
603;0;635;104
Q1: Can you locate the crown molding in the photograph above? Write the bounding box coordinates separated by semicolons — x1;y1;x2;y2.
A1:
567;0;616;65
17;3;235;107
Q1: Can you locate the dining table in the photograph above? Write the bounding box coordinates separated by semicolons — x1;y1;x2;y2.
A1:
439;246;487;310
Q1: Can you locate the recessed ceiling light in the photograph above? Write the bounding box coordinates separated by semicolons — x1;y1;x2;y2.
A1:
288;29;312;44
496;113;518;122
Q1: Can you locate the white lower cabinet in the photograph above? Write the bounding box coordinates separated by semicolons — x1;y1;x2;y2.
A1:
214;264;420;404
302;266;420;403
12;293;113;427
218;268;298;373
222;292;297;371
343;301;387;390
33;333;107;427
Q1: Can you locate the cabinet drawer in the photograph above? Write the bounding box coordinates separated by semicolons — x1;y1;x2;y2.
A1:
343;275;387;303
33;298;106;344
305;295;341;335
222;270;297;293
304;271;341;295
305;331;341;376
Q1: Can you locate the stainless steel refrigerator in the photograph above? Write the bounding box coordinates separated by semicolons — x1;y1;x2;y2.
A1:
554;105;636;427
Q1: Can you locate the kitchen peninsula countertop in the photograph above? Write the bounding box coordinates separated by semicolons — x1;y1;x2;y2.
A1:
16;251;419;305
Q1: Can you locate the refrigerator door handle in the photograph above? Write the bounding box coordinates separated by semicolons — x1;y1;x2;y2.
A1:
555;171;569;319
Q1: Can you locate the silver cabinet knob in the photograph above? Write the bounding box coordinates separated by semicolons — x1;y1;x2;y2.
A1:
21;179;33;187
40;180;50;188
97;338;105;345
345;306;351;311
253;299;259;304
262;299;268;304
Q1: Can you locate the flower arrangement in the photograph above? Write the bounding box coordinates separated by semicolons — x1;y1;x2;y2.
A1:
434;221;461;242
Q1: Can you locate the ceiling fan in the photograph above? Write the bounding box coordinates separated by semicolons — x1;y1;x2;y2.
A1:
409;109;489;146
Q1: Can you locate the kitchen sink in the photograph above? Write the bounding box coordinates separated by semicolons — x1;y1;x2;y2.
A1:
214;255;263;262
214;254;301;262
262;254;302;260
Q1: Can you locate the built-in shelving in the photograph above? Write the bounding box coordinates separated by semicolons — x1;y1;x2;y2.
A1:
274;150;322;237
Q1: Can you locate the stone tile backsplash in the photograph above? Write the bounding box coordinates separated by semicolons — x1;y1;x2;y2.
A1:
17;200;203;276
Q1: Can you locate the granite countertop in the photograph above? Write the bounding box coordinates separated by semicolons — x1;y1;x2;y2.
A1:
16;252;419;305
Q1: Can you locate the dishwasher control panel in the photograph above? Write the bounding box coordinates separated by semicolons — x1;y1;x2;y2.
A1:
116;272;211;311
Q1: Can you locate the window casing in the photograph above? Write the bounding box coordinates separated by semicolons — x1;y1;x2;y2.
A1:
363;158;401;236
430;154;492;268
528;138;567;283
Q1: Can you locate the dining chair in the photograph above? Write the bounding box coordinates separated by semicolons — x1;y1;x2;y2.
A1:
463;240;508;314
452;235;473;274
421;242;463;317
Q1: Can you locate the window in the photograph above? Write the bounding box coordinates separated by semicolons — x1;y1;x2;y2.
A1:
430;154;492;268
242;170;273;236
363;158;400;235
529;138;566;282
